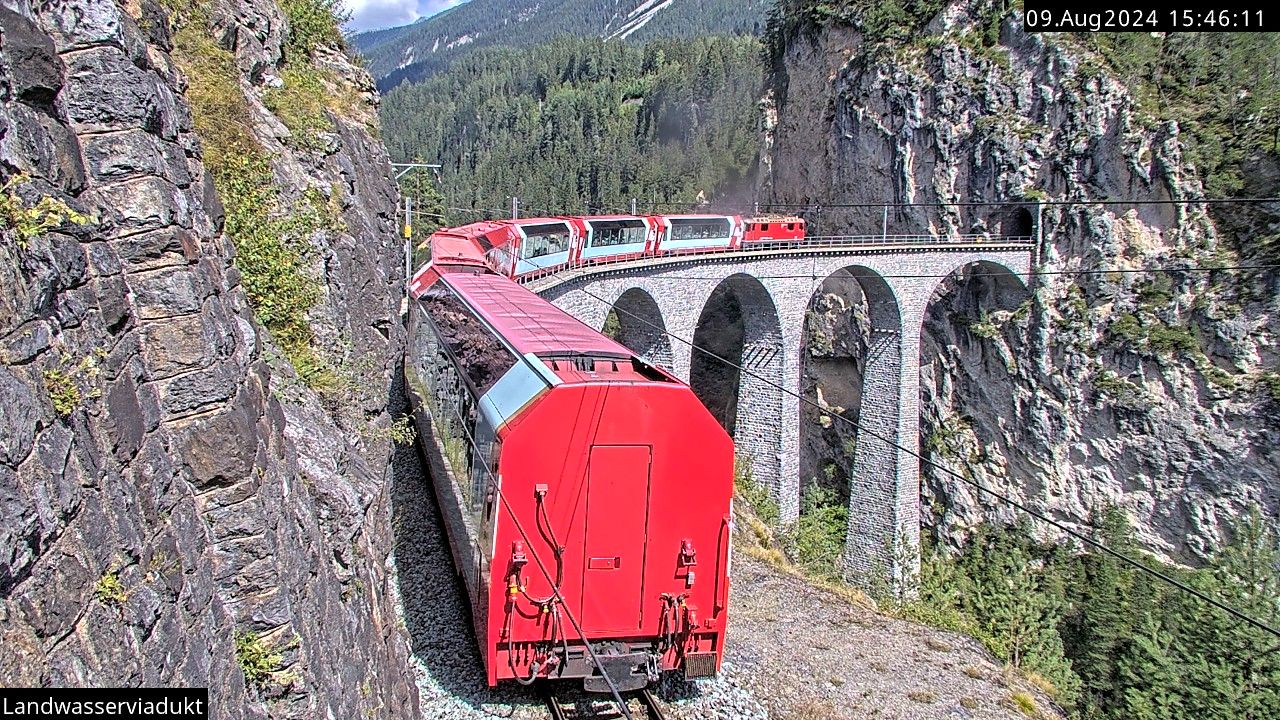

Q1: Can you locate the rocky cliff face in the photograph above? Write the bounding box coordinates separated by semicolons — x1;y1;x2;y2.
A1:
764;3;1279;561
0;1;419;716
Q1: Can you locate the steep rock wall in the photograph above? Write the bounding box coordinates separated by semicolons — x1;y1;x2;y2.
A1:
764;4;1279;561
0;1;419;716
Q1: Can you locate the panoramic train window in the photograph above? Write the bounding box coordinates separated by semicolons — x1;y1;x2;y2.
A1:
520;223;571;259
419;283;518;396
670;218;730;241
589;219;647;247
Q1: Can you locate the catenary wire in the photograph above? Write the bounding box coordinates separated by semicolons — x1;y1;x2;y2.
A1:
612;263;1280;282
650;197;1280;209
575;287;1280;641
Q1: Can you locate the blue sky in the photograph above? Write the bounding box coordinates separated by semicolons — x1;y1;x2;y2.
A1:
344;0;470;32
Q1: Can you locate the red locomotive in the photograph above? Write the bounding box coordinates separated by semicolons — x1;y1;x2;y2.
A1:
407;223;735;690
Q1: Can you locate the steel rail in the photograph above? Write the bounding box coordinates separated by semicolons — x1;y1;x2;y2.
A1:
540;684;568;720
638;689;668;720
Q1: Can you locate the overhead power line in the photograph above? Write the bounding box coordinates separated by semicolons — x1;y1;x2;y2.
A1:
635;262;1280;283
651;197;1280;209
576;287;1280;641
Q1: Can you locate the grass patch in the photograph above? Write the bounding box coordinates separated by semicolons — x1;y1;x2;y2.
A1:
601;309;621;340
967;312;1000;339
93;571;127;605
924;413;971;459
1260;372;1280;402
281;0;346;60
43;368;82;417
42;352;102;418
164;0;257;177
263;66;335;150
235;631;284;688
1092;369;1152;411
1108;311;1200;358
1009;690;1038;717
165;1;349;392
734;456;778;527
782;485;847;580
361;414;417;446
219;153;336;389
908;690;938;703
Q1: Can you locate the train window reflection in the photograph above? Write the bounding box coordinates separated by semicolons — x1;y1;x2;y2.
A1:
521;224;570;259
589;220;647;247
669;218;730;241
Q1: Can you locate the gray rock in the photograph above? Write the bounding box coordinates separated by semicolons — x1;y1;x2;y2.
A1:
62;48;177;138
104;374;145;462
81;129;168;181
126;265;209;319
0;6;62;112
0;366;40;468
1;321;53;365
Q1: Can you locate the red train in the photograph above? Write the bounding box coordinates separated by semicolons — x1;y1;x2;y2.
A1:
406;214;739;691
410;213;806;290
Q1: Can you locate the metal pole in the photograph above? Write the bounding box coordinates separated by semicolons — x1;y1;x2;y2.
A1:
881;205;888;240
403;196;413;299
631;197;637;215
512;196;519;220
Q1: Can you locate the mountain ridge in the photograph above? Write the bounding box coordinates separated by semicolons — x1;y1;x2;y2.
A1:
354;0;771;89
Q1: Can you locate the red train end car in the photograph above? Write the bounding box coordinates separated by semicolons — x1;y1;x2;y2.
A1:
407;269;734;691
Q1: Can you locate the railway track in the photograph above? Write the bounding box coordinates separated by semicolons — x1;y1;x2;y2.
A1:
540;684;669;720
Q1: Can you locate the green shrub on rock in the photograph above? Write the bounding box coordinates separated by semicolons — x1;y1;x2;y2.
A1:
281;0;347;59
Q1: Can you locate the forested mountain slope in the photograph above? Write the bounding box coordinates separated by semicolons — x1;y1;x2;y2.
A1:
380;36;763;216
355;0;771;88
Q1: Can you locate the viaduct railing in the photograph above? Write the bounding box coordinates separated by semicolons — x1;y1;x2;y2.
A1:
518;233;1035;293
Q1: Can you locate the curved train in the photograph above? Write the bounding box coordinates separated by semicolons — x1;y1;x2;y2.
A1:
410;213;806;293
405;213;777;690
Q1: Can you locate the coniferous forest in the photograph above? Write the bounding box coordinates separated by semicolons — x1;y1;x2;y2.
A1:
905;510;1280;719
379;36;763;221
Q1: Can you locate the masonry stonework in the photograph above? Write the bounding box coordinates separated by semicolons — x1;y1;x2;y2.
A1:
538;245;1032;589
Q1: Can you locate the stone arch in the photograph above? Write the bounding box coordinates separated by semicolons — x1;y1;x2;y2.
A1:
798;266;905;582
926;259;1030;315
689;273;785;495
799;267;901;504
603;287;675;371
919;259;1032;540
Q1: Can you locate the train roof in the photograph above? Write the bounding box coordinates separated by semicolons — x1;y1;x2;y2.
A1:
441;272;635;360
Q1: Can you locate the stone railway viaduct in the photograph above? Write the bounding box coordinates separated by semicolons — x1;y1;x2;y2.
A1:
524;239;1034;585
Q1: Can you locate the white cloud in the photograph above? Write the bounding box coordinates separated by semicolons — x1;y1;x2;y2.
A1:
344;0;470;32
